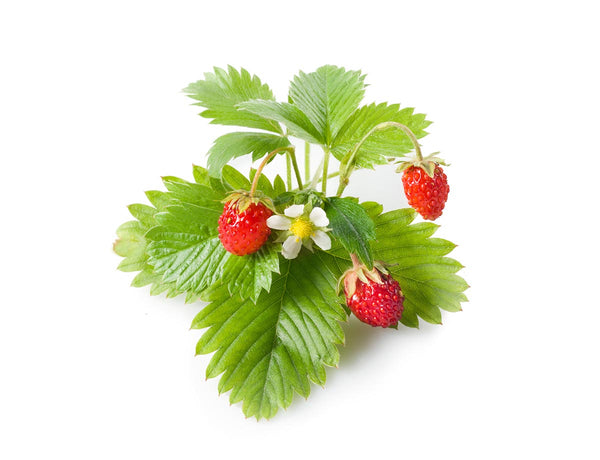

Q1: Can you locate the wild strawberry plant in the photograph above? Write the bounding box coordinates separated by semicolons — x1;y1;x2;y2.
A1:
114;65;468;419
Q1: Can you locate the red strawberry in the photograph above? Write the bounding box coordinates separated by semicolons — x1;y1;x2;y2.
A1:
401;164;449;221
342;257;404;328
218;197;273;256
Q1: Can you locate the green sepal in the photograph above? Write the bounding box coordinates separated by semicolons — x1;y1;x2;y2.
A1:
395;152;449;178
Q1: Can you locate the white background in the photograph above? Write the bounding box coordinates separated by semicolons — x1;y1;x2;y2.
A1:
1;1;599;459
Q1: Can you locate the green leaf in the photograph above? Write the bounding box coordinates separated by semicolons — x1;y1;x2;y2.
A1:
221;165;251;191
237;100;324;144
116;166;281;302
184;66;282;133
220;244;280;303
192;164;211;185
114;197;187;300
273;175;287;196
145;179;229;294
144;168;280;300
249;168;275;197
328;205;467;327
289;65;366;145
192;251;346;420
146;232;229;293
324;197;376;268
207;132;291;177
372;208;467;327
332;103;432;169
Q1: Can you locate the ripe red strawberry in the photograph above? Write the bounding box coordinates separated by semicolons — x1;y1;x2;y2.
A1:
342;258;404;328
218;198;273;256
401;164;449;221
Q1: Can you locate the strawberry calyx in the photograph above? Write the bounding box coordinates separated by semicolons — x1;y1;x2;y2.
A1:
223;190;275;214
395;152;449;178
338;254;390;298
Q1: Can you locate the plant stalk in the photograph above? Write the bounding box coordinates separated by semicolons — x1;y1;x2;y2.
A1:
289;150;304;190
251;147;294;197
336;121;422;197
321;147;331;195
286;152;292;191
304;142;310;183
319;171;339;183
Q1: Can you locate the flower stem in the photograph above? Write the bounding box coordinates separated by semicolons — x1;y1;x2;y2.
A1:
309;157;324;189
289;150;304;190
286;152;292;191
322;147;331;195
336;121;422;197
319;171;340;182
251;147;294;197
304;142;310;183
350;253;361;268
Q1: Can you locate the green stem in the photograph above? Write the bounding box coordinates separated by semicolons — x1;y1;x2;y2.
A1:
321;147;331;195
336;121;422;197
309;157;324;189
319;171;339;183
286;153;292;191
304;142;310;183
251;147;294;197
289;150;304;190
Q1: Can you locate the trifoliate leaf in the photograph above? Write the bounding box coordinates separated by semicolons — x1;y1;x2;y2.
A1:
332;103;432;169
184;66;282;133
237;100;324;144
207;132;291;177
329;205;468;327
289;65;366;146
192;251;346;420
324;197;376;268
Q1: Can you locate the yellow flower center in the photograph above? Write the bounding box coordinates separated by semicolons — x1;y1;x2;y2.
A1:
289;217;315;239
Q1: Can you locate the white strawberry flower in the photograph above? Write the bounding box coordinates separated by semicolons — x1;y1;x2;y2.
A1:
266;204;331;259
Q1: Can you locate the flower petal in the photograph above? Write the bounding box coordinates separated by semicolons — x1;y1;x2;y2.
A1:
266;215;292;230
284;204;305;218
309;207;329;227
282;235;302;259
311;230;331;250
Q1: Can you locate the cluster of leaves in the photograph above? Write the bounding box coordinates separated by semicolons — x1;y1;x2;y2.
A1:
183;65;431;176
115;65;468;420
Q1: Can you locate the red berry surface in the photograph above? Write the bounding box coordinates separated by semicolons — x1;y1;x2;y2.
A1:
345;273;404;328
402;165;449;220
218;202;272;256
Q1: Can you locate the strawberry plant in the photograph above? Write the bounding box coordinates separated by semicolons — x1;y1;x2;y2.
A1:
114;65;468;419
